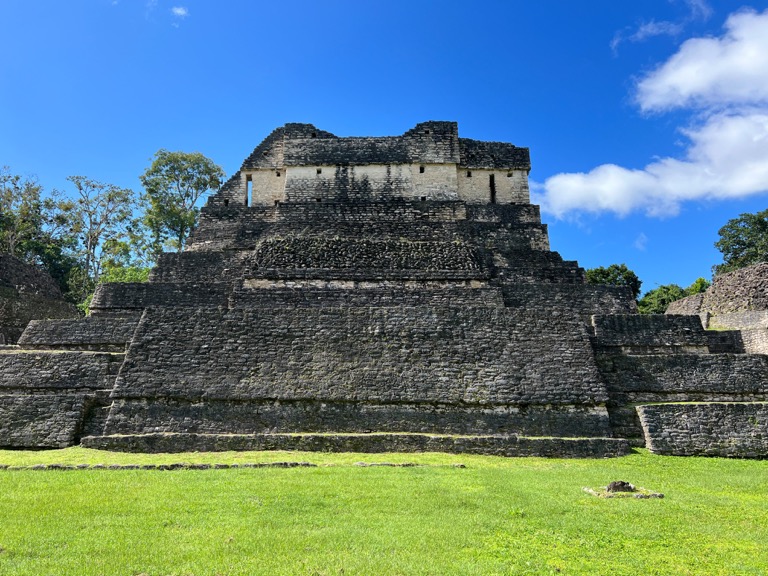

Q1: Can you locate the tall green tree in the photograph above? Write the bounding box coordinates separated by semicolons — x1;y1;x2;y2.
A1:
714;208;768;275
0;167;45;258
585;263;642;300
0;167;80;294
139;150;224;255
64;176;138;302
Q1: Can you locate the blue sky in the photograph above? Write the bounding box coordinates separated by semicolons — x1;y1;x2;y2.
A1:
2;0;768;294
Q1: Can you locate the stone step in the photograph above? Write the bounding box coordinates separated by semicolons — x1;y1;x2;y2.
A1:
81;432;630;458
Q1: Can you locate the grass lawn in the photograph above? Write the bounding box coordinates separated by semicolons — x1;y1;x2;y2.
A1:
0;448;766;575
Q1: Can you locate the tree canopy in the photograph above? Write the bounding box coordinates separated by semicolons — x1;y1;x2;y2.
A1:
585;263;642;300
637;277;711;314
140;150;224;255
714;208;768;275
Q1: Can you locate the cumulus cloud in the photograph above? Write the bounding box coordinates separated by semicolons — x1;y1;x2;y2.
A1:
637;9;768;111
171;6;189;18
539;8;768;219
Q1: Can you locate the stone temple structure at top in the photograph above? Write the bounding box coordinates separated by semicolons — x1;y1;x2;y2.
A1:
1;121;767;457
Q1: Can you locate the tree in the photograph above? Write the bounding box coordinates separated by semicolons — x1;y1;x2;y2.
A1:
637;284;687;314
585;263;642;300
0;167;80;294
685;277;710;295
0;167;45;258
139;150;224;255
64;176;137;302
714;208;768;275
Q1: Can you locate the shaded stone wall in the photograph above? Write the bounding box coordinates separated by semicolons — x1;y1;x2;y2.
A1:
637;402;768;458
0;254;77;344
111;307;607;406
0;349;122;448
592;314;708;353
593;313;768;443
18;315;141;351
103;305;613;440
90;282;230;313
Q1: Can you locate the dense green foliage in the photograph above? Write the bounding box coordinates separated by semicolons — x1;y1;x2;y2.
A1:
0;448;766;575
638;284;687;314
1;152;220;310
714;208;768;275
638;277;711;314
585;263;642;299
140;150;225;255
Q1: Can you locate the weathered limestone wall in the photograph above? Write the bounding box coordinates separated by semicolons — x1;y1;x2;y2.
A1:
90;282;230;313
708;311;768;330
665;293;704;315
0;254;77;344
457;169;528;204
600;352;768;440
84;432;629;457
246;169;284;205
0;395;90;448
637;402;768;457
18;315;141;351
738;328;768;354
592;315;709;354
0;349;122;448
592;313;768;443
702;263;768;314
283;164;460;202
0;350;122;390
502;285;635;317
104;306;612;439
666;263;768;327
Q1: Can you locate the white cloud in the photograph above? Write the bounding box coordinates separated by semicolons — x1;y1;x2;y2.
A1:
683;0;713;21
634;233;649;251
539;9;768;219
171;6;189;18
638;9;768;111
610;0;711;54
611;20;683;54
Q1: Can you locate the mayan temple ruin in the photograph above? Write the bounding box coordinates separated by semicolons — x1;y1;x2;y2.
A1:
1;121;767;457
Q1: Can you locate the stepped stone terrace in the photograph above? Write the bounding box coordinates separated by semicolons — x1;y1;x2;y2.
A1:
1;121;766;458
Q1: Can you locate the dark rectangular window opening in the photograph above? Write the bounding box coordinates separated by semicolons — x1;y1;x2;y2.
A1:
420;196;427;201
223;199;229;207
311;132;317;138
275;171;280;177
246;175;253;206
489;174;497;204
507;172;513;177
274;200;280;206
317;168;322;175
466;170;472;177
419;166;425;173
315;198;322;202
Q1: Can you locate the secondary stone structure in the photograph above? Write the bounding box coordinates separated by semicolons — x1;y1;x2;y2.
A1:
0;254;77;345
2;121;767;457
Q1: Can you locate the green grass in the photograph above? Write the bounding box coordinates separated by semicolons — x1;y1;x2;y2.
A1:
0;448;766;575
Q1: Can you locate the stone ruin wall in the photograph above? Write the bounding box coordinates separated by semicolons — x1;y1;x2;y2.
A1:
591;313;768;454
638;403;768;458
0;254;78;344
3;121;768;459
